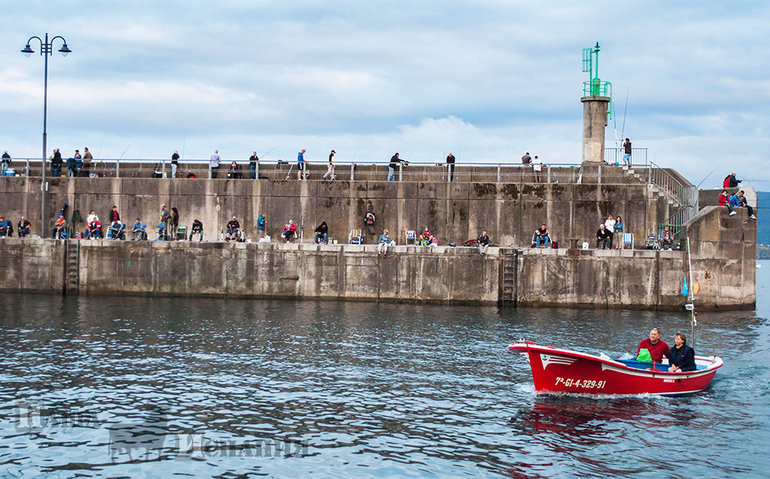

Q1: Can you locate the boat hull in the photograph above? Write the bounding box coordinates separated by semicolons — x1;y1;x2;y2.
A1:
509;341;722;396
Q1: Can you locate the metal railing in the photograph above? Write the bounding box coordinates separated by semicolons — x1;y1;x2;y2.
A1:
1;155;699;192
603;147;648;167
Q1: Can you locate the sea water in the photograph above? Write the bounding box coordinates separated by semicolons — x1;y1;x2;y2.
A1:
1;263;768;478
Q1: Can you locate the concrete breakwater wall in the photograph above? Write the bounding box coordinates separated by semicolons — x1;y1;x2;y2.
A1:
1;176;678;249
0;230;754;310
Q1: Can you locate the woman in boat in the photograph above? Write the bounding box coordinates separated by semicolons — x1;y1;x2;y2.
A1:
668;332;696;372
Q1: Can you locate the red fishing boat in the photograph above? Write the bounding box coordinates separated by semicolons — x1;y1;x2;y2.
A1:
509;341;723;396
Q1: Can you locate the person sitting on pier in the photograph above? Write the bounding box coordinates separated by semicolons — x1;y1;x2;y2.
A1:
659;226;674;250
668;332;696;372
420;227;433;246
17;216;31;238
378;229;391;257
718;190;736;216
226;216;241;241
314;221;328;244
86;217;102;239
108;220;125;240
0;216;12;237
596;224;612;249
227;161;242;179
282;220;297;243
53;214;67;239
532;224;550;248
477;230;490;255
190;219;204;242
737;190;757;220
132;218;148;241
636;328;670;363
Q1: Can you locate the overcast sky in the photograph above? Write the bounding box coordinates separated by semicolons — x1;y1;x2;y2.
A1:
1;1;768;189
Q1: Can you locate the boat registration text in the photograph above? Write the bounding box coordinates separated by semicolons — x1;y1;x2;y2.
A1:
554;377;607;389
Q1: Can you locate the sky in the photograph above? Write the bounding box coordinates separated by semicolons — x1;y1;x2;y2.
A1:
1;1;768;189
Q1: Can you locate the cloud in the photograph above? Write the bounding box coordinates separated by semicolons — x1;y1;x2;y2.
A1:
0;1;769;186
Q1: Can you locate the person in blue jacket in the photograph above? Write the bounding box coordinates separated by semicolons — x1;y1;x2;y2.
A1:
257;214;266;236
668;332;696;372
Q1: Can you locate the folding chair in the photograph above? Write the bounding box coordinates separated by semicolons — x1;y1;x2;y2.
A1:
622;232;634;250
404;229;417;245
349;229;363;244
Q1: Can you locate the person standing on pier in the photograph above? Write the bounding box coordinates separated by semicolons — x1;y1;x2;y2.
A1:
622;138;632;166
604;215;616;249
82;148;93;177
171;150;180;178
51;149;63;177
532;155;542;183
210;150;221;178
446;153;455;182
249;151;259;179
323;150;336;180
74;150;83;177
388;153;405;181
521;152;531;165
1;151;11;176
159;204;170;240
297;149;307;180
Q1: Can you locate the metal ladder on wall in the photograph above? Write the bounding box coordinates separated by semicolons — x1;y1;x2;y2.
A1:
500;248;516;306
64;240;79;295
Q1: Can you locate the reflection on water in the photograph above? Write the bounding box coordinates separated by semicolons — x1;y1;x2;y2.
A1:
0;264;768;478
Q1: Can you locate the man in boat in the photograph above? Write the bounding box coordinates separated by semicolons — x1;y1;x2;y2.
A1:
668;332;696;372
636;328;670;363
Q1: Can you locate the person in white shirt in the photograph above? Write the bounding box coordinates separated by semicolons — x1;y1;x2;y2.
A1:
604;214;616;249
210;150;221;178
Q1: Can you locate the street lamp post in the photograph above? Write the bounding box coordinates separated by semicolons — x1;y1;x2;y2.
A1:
21;33;71;239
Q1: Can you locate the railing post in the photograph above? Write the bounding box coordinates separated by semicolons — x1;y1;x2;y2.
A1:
598;164;601;185
350;163;355;181
255;161;259;179
497;164;501;183
547;165;551;184
647;166;651;186
116;159;120;178
398;164;402;181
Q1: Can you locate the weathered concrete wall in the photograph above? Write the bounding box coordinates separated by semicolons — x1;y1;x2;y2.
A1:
0;177;677;250
0;232;754;310
581;96;610;164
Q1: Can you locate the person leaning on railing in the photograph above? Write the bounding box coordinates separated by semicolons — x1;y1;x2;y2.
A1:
51;149;63;177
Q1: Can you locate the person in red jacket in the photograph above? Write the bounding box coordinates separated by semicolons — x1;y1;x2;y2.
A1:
718;190;736;216
636;328;670;363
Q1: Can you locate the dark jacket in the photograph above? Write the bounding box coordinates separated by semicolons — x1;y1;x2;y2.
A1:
477;233;490;246
596;228;612;240
669;344;696;372
52;151;63;167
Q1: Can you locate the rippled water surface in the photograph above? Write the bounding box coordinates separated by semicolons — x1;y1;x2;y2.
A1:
1;263;769;478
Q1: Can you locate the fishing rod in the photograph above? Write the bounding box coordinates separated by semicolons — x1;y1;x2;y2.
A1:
696;166;720;188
